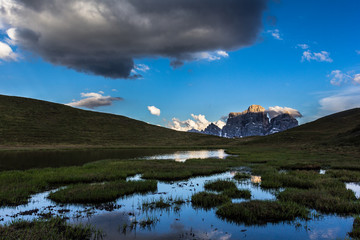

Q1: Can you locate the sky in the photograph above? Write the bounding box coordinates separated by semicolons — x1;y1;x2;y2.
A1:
0;0;359;131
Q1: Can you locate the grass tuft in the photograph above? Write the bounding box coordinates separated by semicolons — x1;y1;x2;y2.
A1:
191;192;230;209
204;179;237;192
277;188;359;214
216;200;309;225
234;172;251;181
48;180;157;204
0;217;103;240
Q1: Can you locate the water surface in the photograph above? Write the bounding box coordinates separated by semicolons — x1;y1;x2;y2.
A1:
0;171;353;240
0;149;229;170
141;149;230;162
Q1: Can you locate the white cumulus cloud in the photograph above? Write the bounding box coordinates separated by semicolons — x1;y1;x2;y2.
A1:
147;106;161;116
135;64;150;72
169;114;225;132
67;92;123;109
302;50;333;62
267;29;282;40
297;44;309;50
328;70;360;86
319;87;360;115
191;50;229;62
266;106;302;119
354;74;360;84
0;41;18;61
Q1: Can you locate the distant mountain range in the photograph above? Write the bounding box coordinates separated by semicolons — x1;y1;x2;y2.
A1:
188;105;299;138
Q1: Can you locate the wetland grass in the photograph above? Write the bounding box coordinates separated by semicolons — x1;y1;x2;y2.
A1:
204;179;251;199
48;180;157;204
348;217;360;239
216;200;309;225
191;192;230;209
233;172;251;180
277;188;360;214
223;188;251;199
204;179;237;192
0;217;103;240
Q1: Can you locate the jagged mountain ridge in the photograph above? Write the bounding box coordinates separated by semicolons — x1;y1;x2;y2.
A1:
191;105;299;138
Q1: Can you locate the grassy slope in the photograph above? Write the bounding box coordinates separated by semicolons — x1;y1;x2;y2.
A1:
0;94;359;149
248;108;360;148
0;94;234;147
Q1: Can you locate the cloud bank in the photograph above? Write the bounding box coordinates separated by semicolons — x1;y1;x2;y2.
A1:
147;106;160;116
266;106;303;118
170;114;225;132
67;92;123;109
0;0;267;78
319;87;360;114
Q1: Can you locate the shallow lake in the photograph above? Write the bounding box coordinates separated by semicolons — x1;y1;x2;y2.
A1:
141;149;230;162
0;169;354;240
0;149;229;171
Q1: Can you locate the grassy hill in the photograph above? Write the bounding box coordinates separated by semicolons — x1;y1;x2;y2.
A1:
250;108;360;148
0;94;359;150
0;95;234;148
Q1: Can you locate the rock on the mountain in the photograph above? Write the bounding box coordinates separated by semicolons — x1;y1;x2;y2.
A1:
222;105;270;138
268;113;298;134
203;123;221;136
187;104;299;138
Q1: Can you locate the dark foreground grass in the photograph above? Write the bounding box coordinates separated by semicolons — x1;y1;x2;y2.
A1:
234;172;251;181
191;192;230;209
48;180;157;204
204;179;237;192
326;169;360;182
277;188;360;214
348;217;360;239
204;179;251;199
223;188;251;199
216;200;309;225
0;217;103;240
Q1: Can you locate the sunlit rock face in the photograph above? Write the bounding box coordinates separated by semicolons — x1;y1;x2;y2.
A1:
222;105;270;138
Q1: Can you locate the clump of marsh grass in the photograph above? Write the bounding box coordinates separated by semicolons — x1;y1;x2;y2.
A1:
233;172;251;181
203;179;251;199
48;180;157;204
0;217;103;240
277;188;360;215
348;217;360;239
191;192;230;209
216;200;309;225
204;179;237;192
223;188;251;199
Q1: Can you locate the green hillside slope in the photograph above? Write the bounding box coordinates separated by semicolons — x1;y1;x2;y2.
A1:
251;108;360;147
0;95;233;148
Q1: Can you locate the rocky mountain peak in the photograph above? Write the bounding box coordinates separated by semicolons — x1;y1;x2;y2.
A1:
187;105;300;138
229;104;265;118
246;104;265;113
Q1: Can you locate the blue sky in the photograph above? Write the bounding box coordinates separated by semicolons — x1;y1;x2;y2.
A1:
0;0;359;130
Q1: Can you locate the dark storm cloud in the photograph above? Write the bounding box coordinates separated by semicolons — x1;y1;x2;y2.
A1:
2;0;268;79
